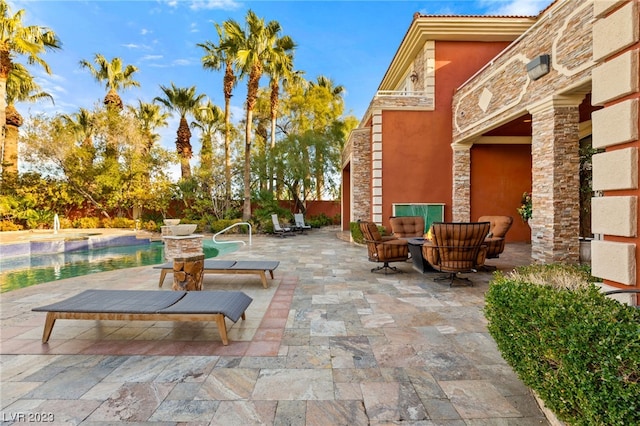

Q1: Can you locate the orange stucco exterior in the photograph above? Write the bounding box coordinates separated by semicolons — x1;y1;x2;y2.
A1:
470;144;532;242
378;41;516;233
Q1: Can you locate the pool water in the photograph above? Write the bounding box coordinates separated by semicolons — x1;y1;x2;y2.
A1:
0;240;239;293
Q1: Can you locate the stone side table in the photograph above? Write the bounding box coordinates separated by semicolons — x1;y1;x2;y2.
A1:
163;234;204;262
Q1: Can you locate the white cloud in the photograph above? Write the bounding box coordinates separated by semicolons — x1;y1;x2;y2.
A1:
141;28;152;36
141;54;164;61
172;59;192;66
122;43;152;50
188;0;242;11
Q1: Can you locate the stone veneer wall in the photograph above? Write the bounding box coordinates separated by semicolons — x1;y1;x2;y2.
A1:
349;127;372;223
590;0;640;292
450;0;595;264
452;147;471;221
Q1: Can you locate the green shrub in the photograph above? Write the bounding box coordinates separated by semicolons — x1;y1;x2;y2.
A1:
485;264;640;425
0;220;23;231
307;213;332;228
73;217;101;229
350;222;364;244
102;217;135;229
209;219;249;234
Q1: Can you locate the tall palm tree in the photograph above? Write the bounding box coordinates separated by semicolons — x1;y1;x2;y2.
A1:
199;23;239;201
264;43;297;150
191;99;224;178
127;100;169;154
0;1;60;176
223;10;294;220
80;54;140;110
154;83;205;179
4;63;53;174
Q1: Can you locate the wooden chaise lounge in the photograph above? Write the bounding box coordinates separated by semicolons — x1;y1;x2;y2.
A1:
155;260;280;289
32;289;253;345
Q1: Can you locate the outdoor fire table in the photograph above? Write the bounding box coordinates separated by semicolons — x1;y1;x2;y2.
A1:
407;238;434;274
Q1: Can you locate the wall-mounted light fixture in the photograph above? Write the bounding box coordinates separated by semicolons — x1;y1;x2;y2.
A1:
410;71;419;83
526;54;551;81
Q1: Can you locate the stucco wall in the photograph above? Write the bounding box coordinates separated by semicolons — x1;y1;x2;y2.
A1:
470;144;532;242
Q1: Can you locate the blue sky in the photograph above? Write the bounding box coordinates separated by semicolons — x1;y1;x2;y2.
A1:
12;0;551;165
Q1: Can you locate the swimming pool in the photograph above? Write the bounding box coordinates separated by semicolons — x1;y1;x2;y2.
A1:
0;240;240;293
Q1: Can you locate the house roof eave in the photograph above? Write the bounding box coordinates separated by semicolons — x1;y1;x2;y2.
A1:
378;16;537;91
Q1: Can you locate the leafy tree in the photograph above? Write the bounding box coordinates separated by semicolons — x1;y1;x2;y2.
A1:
0;1;60;177
20;107;174;218
222;10;295;220
154;83;205;179
61;108;96;170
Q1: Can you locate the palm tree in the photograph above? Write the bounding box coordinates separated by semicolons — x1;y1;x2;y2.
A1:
191;99;224;178
0;1;60;176
264;43;297;150
223;10;295;220
199;23;239;201
154;83;205;179
80;54;140;110
127;100;169;154
3;63;53;174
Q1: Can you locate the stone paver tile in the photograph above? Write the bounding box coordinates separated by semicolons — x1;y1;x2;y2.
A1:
86;382;174;422
197;368;259;400
310;319;347;336
285;345;331;369
252;369;333;400
361;381;428;422
148;399;220;422
153;355;218;383
439;380;522;419
102;355;173;382
273;399;306;426
372;344;424;368
306;400;369;426
209;400;277;425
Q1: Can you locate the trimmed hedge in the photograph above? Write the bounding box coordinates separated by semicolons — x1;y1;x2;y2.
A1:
485;265;640;425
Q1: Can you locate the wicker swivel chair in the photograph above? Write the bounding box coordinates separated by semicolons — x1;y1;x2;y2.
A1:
359;221;409;274
422;222;490;286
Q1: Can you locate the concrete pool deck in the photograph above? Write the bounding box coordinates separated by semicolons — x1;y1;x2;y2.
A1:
0;226;550;424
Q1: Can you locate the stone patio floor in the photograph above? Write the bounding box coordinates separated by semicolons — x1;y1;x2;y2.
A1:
0;226;550;425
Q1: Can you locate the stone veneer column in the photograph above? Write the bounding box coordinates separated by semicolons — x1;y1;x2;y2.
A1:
349;127;372;222
452;145;471;222
371;110;384;224
528;95;583;264
590;0;639;291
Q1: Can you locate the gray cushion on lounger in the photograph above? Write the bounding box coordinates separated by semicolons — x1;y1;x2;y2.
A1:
32;290;184;313
159;291;253;323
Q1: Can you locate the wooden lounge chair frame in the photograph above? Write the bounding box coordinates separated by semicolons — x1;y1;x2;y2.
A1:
32;289;253;345
154;260;279;288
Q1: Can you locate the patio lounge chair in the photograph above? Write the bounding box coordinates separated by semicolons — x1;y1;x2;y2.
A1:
422;221;490;286
154;259;280;288
271;214;294;237
32;289;253;345
294;213;312;233
359;221;409;274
